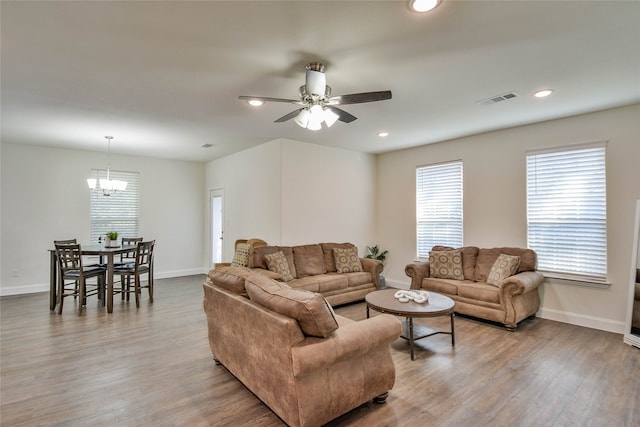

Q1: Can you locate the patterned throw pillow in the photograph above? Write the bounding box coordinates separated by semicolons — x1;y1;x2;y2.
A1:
333;247;363;273
231;242;250;268
429;250;464;280
264;251;294;282
487;254;521;286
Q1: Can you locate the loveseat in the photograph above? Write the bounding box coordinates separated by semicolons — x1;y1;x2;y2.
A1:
405;246;544;330
216;241;384;306
203;271;401;427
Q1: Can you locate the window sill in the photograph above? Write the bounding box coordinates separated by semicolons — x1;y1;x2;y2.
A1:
541;271;610;288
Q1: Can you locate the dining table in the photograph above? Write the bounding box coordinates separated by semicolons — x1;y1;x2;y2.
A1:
49;244;132;313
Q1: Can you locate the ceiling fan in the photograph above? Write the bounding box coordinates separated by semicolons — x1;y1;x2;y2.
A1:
239;62;392;131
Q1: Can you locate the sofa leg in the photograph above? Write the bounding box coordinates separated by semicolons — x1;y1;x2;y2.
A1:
212;355;222;365
505;324;517;332
373;392;389;404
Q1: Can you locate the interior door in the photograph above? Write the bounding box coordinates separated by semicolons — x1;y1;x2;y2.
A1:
210;189;224;267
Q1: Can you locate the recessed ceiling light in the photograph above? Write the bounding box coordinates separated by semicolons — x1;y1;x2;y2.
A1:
378;132;389;137
534;89;553;98
246;99;264;107
409;0;441;13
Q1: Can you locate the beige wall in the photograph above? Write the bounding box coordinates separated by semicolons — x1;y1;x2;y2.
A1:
205;138;377;262
377;104;640;332
0;143;206;295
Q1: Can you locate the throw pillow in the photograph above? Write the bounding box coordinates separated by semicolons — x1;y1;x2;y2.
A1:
487;254;521;286
429;250;464;280
264;251;294;282
333;247;363;273
244;272;339;338
230;242;250;268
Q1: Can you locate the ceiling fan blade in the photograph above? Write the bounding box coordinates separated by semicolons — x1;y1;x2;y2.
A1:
328;90;392;105
239;95;302;104
274;108;305;123
329;107;358;123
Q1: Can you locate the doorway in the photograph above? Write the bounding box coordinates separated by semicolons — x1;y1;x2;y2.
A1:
210;189;224;267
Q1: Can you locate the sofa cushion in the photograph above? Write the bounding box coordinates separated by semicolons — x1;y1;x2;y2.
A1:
420;277;461;295
250;246;298;279
244;272;339;338
293;244;327;278
475;248;536;282
321;242;356;272
333;247;363;273
429;249;464;280
315;273;349;293
457;282;500;304
231;242;251;268
208;266;252;296
487;254;521;286
264;251;294;282
432;246;479;280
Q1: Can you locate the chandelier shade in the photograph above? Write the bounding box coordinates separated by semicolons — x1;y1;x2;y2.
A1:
87;136;128;196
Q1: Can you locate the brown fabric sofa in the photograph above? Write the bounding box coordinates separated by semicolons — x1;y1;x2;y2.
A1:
216;242;384;306
405;246;544;330
203;271;401;427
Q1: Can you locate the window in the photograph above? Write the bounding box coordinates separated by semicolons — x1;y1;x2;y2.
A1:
416;161;463;258
526;142;607;283
89;169;140;243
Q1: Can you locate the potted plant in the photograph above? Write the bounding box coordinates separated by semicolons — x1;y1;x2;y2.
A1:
365;245;389;288
105;231;118;247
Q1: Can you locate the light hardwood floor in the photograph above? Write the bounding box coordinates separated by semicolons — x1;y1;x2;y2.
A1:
1;275;638;426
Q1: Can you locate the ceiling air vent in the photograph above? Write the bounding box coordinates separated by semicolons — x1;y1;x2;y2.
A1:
477;92;518;106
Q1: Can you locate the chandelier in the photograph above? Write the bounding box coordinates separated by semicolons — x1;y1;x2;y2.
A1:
87;136;128;196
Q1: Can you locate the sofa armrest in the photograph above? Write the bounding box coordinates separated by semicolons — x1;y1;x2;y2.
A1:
360;258;383;288
291;314;401;377
405;261;430;290
214;262;231;269
500;271;544;296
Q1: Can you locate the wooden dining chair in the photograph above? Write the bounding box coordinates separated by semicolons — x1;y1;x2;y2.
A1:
54;243;107;315
114;240;155;307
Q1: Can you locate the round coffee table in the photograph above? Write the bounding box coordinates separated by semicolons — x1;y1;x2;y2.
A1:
365;288;455;360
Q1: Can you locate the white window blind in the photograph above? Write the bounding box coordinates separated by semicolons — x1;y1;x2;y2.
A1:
416;161;463;259
89;169;140;244
526;143;607;282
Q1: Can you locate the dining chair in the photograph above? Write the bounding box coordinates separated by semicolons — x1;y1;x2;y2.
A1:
114;240;155;307
54;243;106;315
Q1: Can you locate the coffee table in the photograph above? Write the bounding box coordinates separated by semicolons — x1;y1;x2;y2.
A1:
365;288;455;360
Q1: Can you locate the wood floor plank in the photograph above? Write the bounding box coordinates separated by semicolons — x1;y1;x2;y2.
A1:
1;275;638;426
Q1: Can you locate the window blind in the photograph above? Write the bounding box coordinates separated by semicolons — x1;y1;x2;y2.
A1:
416;161;463;259
89;169;140;244
526;143;607;282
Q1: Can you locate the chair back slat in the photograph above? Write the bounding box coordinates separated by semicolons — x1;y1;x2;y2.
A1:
55;243;83;272
136;241;155;269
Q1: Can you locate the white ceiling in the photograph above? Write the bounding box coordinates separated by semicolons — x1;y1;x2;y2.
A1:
2;1;639;163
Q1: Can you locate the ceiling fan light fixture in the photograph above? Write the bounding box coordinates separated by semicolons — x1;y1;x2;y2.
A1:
294;108;311;128
409;0;441;13
246;99;264;106
323;108;339;127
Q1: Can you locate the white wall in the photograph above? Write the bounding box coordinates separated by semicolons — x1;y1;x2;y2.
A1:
0;143;206;295
205;138;377;262
377;104;640;333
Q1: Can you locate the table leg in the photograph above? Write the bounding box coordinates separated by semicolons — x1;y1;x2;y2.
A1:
408;317;415;361
366;305;370;319
49;251;57;311
450;312;456;347
107;254;114;313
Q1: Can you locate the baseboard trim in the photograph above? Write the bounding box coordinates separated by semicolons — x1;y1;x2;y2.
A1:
0;268;209;297
537;307;625;334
